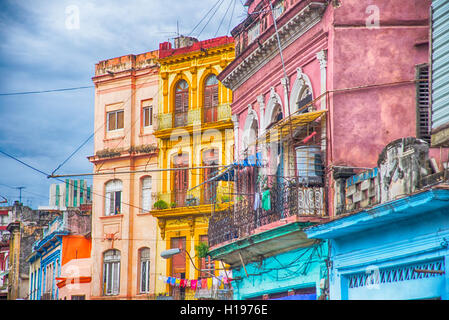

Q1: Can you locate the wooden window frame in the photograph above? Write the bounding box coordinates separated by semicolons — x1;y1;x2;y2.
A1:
107;109;124;131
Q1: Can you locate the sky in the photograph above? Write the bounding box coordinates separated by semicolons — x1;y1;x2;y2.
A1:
0;0;246;208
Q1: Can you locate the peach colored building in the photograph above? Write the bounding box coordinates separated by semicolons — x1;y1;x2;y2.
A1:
89;50;160;299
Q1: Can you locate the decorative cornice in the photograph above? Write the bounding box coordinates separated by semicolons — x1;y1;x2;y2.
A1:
221;2;327;91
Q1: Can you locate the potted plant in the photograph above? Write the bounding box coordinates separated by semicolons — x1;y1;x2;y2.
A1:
170;202;177;208
153;199;168;210
195;242;209;259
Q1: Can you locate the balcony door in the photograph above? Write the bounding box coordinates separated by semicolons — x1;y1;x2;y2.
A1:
174;80;189;127
170;237;186;299
203;74;218;122
202;149;218;204
173;153;189;207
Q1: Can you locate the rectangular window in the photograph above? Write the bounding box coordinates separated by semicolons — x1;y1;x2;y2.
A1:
106;190;122;215
273;1;284;20
143;106;153;127
104;261;120;295
107;110;124;131
247;22;260;44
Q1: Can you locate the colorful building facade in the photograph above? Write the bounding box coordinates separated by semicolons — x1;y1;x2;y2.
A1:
89;49;160;299
27;209;91;300
208;0;440;300
151;36;235;299
306;138;449;300
0;207;10;299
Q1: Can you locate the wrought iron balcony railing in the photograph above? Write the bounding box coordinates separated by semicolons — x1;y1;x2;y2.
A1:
208;182;327;248
155;104;232;131
153;188;232;210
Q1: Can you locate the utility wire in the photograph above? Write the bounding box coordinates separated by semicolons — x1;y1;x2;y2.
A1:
187;0;224;37
0;150;51;178
0;86;94;96
197;0;226;39
215;0;234;37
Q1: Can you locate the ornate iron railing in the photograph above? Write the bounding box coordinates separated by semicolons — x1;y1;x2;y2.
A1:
208;180;327;248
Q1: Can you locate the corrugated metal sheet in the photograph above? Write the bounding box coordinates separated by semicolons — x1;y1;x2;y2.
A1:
431;0;449;130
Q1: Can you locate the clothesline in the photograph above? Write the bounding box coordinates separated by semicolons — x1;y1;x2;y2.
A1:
158;275;232;291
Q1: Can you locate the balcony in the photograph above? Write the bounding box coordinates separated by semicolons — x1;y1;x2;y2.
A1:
155;104;232;135
208;180;328;249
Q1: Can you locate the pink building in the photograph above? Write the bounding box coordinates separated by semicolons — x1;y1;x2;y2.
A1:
217;0;441;218
209;0;444;300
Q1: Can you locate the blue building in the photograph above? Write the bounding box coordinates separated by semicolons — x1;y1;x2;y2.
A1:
305;137;449;300
27;208;91;300
306;187;449;300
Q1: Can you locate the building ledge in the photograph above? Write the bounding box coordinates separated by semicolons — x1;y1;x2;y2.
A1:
208;219;321;268
305;187;449;240
151;203;232;219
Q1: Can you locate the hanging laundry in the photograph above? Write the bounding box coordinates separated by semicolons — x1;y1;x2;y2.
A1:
166;276;172;284
191;279;198;290
180;279;185;287
262;189;271;210
201;278;208;289
170;277;176;286
175;278;180;286
207;278;213;289
253;192;261;210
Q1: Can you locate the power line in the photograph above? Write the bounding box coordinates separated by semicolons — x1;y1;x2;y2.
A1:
215;0;234;37
0;150;51;177
0;85;94;96
197;0;226;39
187;0;224;37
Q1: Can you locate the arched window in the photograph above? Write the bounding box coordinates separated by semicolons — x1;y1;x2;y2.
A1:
105;180;122;216
174;79;189;127
139;248;151;293
296;85;312;114
103;249;120;296
204;74;218;122
141;176;152;213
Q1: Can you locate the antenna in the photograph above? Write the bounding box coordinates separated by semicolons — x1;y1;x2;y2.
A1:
16;186;25;203
177;20;180;37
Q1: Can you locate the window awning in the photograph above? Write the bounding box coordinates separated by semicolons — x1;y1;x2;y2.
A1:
259;110;327;144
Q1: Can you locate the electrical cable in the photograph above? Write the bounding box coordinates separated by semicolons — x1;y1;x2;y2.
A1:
215;0;234;37
197;0;226;39
187;0;224;37
0;86;94;96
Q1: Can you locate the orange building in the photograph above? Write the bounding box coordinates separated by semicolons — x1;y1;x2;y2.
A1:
88;50;160;299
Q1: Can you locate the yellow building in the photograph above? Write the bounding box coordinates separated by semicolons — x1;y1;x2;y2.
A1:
152;36;235;299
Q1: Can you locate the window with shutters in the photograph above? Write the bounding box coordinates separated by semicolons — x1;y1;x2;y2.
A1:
139;248;151;293
247;22;260;44
273;1;285;20
199;235;215;278
416;64;430;144
170;237;186;300
202;149;219;204
172;153;189;207
105;180;122;216
141;176;152;212
203;74;219;122
103;249;120;296
174;80;189;127
143;106;153;127
107;109;124;131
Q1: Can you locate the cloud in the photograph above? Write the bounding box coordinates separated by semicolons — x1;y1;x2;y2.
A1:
0;0;246;208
